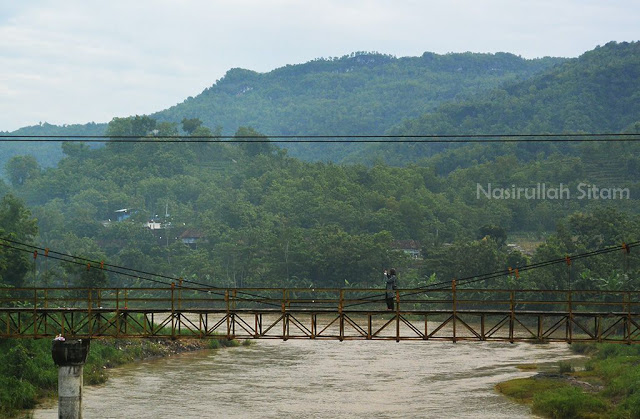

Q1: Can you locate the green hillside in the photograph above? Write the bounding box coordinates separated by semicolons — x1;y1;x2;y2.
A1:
398;41;640;134
350;41;640;165
1;51;563;171
3;115;639;292
0;122;106;178
153;51;564;160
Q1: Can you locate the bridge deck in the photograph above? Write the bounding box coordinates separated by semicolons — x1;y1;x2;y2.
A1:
2;286;639;343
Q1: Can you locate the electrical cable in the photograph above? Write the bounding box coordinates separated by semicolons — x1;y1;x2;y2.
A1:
1;133;640;143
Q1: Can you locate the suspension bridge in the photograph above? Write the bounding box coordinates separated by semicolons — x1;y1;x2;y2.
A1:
1;238;639;343
1;285;640;343
2;237;639;419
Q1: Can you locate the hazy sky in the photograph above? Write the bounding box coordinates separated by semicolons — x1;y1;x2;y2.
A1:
1;0;638;131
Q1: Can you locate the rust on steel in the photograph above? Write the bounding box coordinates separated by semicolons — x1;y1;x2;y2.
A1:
0;287;639;343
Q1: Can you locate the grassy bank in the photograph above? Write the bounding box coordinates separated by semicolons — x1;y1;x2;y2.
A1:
0;337;242;417
496;343;640;418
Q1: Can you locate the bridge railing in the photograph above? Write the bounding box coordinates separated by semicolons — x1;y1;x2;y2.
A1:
0;287;638;314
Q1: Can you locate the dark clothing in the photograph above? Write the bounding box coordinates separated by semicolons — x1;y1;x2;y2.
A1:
384;273;398;310
386;296;394;310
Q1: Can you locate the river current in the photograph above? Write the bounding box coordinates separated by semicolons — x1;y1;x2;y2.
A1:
32;338;580;418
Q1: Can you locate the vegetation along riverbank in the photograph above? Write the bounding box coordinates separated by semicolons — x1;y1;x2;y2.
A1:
0;337;243;417
496;343;640;418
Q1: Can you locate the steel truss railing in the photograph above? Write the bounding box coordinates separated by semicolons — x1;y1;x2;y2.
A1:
1;286;639;343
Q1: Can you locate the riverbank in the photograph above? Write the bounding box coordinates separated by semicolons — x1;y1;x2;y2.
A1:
496;343;640;418
0;337;242;417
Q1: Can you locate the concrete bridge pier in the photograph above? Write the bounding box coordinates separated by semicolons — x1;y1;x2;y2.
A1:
51;338;90;419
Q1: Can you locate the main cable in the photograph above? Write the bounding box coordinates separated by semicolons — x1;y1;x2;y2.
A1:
343;241;640;308
0;237;281;307
2;236;637;309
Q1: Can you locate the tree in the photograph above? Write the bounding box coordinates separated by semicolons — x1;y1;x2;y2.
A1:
181;118;203;135
61;142;91;158
0;179;9;197
235;127;275;157
105;115;157;153
106;115;157;138
56;233;108;288
478;224;507;247
0;194;38;287
155;122;179;137
5;156;41;187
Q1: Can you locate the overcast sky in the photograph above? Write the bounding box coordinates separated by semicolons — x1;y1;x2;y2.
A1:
0;0;638;131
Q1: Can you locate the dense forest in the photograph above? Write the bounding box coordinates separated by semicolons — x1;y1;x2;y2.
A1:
2;42;640;416
2;42;639;171
1;41;639;293
153;51;563;161
350;41;640;165
1;117;639;294
0;50;564;170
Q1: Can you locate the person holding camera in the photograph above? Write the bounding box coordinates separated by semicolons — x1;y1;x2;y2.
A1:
383;268;398;310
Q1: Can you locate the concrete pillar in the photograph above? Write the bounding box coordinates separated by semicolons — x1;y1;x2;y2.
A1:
52;338;90;419
58;365;83;418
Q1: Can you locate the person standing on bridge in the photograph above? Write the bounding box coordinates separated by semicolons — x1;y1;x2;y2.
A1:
384;268;398;310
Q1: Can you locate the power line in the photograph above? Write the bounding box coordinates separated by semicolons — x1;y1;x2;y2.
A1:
1;133;640;143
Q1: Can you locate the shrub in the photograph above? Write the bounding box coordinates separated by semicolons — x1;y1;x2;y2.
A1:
496;378;566;403
0;376;38;416
570;342;596;355
532;387;607;418
558;361;574;374
618;392;640;418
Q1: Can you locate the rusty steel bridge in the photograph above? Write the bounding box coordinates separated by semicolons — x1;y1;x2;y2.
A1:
2;283;640;343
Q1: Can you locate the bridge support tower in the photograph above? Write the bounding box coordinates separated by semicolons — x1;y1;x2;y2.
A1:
51;338;90;419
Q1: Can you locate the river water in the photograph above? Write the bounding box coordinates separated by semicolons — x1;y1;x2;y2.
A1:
32;338;580;418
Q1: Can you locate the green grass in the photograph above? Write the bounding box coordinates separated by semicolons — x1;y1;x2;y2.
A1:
532;387;608;419
0;339;57;416
496;378;568;404
516;363;539;371
498;343;640;418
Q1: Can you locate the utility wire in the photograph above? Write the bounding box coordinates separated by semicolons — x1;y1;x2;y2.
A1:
0;240;174;289
1;133;640;143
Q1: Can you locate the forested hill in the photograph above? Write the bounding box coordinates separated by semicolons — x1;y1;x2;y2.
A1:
397;41;640;135
0;122;105;177
351;41;640;165
0;51;563;170
3;117;639;291
152;51;563;160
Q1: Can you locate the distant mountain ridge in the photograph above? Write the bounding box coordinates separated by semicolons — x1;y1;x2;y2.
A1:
395;41;640;136
345;41;640;165
0;122;106;175
4;43;638;170
153;51;564;160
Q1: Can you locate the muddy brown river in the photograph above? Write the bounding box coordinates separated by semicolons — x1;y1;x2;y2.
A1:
31;338;580;418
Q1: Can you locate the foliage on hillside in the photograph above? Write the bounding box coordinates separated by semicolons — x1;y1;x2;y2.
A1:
360;41;640;165
2;115;639;291
1;51;563;170
153;51;563;161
